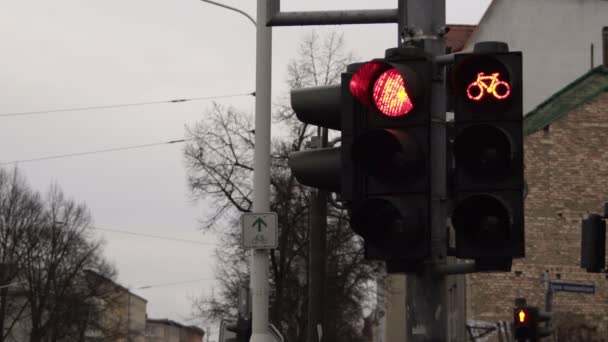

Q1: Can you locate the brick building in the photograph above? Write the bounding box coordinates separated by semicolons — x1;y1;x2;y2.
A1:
467;62;608;339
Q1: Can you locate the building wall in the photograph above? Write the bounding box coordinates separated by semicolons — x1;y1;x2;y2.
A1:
146;320;204;342
146;322;181;342
467;92;608;339
464;0;608;113
125;292;148;342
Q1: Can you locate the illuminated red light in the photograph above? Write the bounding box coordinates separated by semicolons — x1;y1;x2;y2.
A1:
350;61;384;107
466;72;511;102
518;309;526;323
372;68;413;117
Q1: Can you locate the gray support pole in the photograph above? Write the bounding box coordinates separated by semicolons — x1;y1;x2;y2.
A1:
307;188;327;342
250;0;272;341
307;129;329;342
403;1;448;341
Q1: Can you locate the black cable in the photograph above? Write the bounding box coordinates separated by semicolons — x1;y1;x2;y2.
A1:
0;138;189;165
135;277;214;290
91;226;218;246
0;92;255;118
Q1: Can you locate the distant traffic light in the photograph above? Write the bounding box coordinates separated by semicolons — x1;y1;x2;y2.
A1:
581;213;606;272
449;42;524;269
344;47;433;267
513;307;533;340
513;298;552;342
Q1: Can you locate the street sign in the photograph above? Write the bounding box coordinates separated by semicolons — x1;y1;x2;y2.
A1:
549;281;595;294
241;212;278;249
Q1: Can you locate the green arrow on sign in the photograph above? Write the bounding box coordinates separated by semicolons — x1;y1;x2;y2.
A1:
252;217;267;232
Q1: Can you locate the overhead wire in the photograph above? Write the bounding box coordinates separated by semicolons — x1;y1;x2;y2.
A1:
0;92;254;118
0;138;190;165
90;225;218;246
135;277;215;290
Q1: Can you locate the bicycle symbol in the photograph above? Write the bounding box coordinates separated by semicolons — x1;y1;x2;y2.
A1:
466;72;511;101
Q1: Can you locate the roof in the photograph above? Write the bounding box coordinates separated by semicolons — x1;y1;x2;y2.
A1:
524;66;608;135
463;0;496;50
446;25;476;52
147;318;205;336
83;269;148;303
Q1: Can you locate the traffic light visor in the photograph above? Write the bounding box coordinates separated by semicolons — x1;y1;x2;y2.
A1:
350;61;384;107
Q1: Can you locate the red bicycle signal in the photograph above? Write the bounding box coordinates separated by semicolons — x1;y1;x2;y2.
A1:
466;72;511;101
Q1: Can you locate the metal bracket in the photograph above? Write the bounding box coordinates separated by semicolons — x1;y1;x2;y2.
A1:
400;25;449;46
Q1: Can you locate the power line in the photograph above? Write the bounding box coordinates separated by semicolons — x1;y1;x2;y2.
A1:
91;226;218;246
135;277;214;290
0;138;189;166
0;92;255;118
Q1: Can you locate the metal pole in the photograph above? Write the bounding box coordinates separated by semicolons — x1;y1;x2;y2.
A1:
199;0;257;26
307;129;328;342
307;188;327;342
250;0;272;341
403;0;448;341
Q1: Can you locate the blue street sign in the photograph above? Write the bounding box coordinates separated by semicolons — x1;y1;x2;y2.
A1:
549;281;595;294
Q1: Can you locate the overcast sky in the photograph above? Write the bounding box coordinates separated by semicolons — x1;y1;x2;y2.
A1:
0;0;490;337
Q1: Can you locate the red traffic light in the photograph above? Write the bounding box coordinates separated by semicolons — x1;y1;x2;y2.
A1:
349;60;424;118
373;69;414;117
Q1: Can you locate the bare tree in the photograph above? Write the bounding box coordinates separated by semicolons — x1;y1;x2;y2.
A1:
185;31;379;342
0;168;118;342
21;184;115;342
0;169;43;341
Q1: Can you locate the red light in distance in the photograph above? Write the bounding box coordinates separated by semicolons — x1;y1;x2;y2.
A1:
372;68;413;117
518;309;527;323
466;72;511;102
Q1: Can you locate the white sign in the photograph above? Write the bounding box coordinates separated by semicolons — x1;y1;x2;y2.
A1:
241;212;278;249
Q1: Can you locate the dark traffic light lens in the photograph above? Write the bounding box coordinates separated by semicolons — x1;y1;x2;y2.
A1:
352;129;424;182
454;125;512;180
350;198;422;250
452;194;511;246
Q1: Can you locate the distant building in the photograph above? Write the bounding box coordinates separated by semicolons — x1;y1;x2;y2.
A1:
1;270;148;342
464;0;608;113
83;270;148;342
146;318;205;342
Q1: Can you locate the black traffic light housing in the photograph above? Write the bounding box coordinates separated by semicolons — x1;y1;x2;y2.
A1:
581;213;606;272
344;47;433;266
288;85;342;193
513;298;552;342
449;42;524;268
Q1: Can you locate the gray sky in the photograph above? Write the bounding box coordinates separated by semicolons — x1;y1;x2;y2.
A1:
0;0;490;335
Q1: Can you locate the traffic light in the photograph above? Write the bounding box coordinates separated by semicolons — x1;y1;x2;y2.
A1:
581;213;606;272
226;317;252;342
513;305;534;341
344;47;433;266
288;85;342;193
449;42;524;269
513;302;552;341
